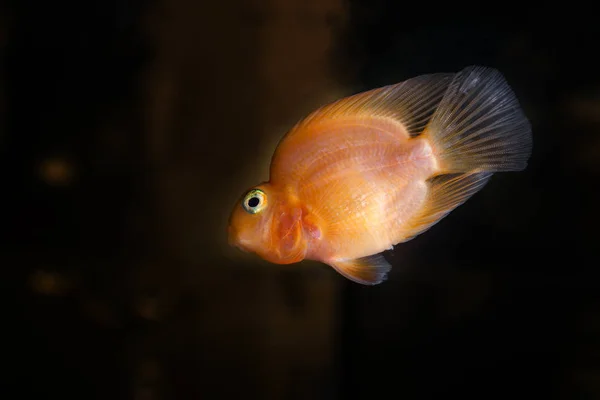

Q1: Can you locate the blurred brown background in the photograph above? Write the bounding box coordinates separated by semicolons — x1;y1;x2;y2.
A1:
2;1;600;399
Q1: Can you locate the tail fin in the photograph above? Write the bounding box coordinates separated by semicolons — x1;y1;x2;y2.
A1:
424;66;533;173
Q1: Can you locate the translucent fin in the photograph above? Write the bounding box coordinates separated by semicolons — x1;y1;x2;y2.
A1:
293;73;454;137
399;172;493;243
328;253;391;285
425;66;533;172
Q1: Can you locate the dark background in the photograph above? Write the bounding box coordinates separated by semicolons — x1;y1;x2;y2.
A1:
2;1;599;399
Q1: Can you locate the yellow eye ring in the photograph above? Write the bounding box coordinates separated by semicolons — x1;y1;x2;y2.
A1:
242;189;267;214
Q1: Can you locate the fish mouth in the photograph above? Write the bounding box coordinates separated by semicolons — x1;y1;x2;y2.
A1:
228;225;251;253
233;239;252;253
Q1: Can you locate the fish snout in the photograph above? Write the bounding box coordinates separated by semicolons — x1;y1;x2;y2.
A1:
228;225;251;253
228;225;238;246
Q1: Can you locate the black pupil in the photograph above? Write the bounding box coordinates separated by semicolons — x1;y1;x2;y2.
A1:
247;196;260;208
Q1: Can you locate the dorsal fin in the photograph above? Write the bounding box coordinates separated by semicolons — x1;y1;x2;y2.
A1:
399;172;493;243
291;73;454;137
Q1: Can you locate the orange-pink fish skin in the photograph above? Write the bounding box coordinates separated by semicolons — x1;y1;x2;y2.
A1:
229;65;533;286
228;115;440;266
228;183;308;265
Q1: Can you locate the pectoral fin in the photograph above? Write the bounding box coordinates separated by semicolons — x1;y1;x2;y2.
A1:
328;253;391;285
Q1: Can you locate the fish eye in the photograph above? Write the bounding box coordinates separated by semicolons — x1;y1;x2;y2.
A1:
242;189;267;214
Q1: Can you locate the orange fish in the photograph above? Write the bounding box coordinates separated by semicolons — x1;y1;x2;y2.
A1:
228;66;532;285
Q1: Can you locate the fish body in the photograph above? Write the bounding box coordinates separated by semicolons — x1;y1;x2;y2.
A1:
228;66;532;285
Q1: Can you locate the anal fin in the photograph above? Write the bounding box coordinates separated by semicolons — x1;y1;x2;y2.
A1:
399;171;492;243
328;253;391;285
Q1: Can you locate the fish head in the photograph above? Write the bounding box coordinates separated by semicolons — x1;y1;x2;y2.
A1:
228;183;308;265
